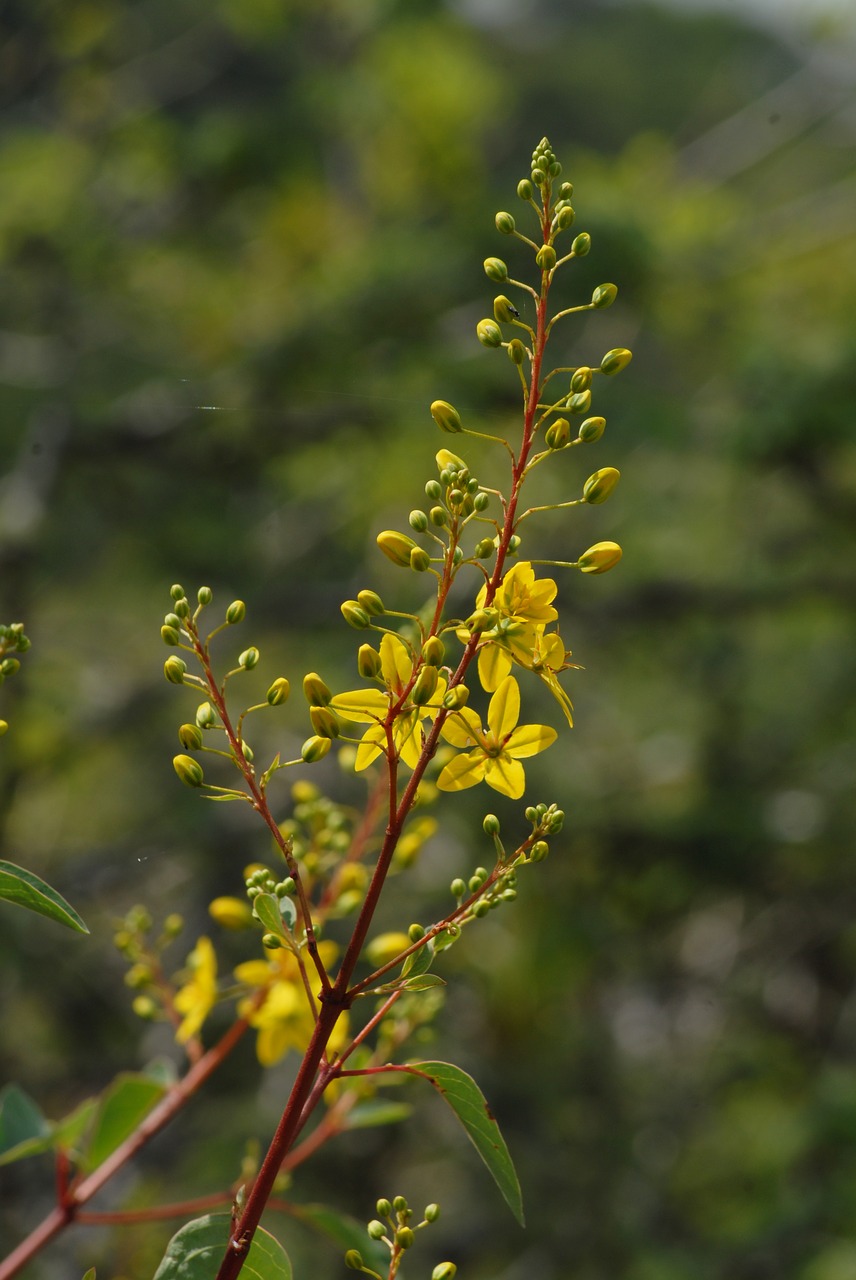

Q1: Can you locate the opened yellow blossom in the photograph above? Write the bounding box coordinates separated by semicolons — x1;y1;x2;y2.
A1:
438;675;556;799
332;633;446;770
459;562;560;693
174;936;218;1043
235;940;347;1067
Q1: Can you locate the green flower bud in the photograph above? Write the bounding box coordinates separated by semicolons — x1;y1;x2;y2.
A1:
358;644;382;679
408;923;425;942
376;1198;392;1217
393;1195;408;1213
226;600;246;624
451;878;466;898
161;625;181;646
517;178;533;200
425;479;442;501
239;646;260;669
600;347;633;376
377;530;417;567
545;417;571;449
570;367;592;392
556;204;575;230
164;656;186;684
173;754;204;787
536;244;556;271
567;390;592;415
592;283;618;309
409;509;429;532
262;932;283;950
508;534;521;552
474;537;495;559
341;601;371;629
367;1220;386;1240
578;540;623;573
170;584;185;601
430;399;463;434
547;809;565;833
303;672;332;705
583;467;621;504
429;506;447;527
174;597;190;618
196;701;217;727
357;589;385;615
396;1228;415;1250
559;181;574;198
310;706;340;738
178;723;203;750
530;840;549;862
432;1265;457;1280
424;1203;440;1222
483;257;508;283
410;547;432;572
164;612;182;629
477;318;503;348
495;211;515;234
197;586;213;605
493;295;519;323
531;166;546;185
473;491;490;512
301;735;332;763
571;232;591;256
442;685;469;711
507;338;526;366
411;664;438;706
578;416;606;443
266;677;290;705
422;636;445;666
483;813;500;835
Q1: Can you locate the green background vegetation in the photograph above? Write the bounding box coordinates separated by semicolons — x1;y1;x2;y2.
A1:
2;0;856;1276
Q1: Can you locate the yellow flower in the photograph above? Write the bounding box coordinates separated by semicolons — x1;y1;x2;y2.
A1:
437;676;557;799
331;633;446;771
174;937;218;1043
235;940;348;1068
483;561;558;626
460;563;561;694
520;630;578;728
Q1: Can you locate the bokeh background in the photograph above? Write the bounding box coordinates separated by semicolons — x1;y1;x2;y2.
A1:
2;0;856;1276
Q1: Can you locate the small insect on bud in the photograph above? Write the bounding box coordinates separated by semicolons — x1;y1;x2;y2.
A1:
357;589;385;616
178;723;203;750
477;319;503;348
357;644;382;679
536;244;557;271
173;754;204;787
266;677;290;705
556;203;575;230
410;547;432;573
310;706;340;738
571;367;592;392
344;1250;364;1271
483;257;508;283
578;416;606;443
582;467;621;505
493;295;519;324
578;540;623;574
571;231;591;256
411;664;438;706
430;399;463;434
197;586;213;605
303;672;332;705
164;656;187;684
161;625;181;646
301;735;332;763
341;600;371;629
225;600;246;624
495;210;515;234
377;530;417;567
443;685;469;711
545;417;571;450
238;647;260;669
592;283;618;309
567;390;592;416
600;347;633;376
422;635;445;666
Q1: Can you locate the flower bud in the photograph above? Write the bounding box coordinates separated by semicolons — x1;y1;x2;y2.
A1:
161;625;181;646
600;347;633;376
508;534;521;552
536;244;556;271
483;813;500;835
571;232;591;256
559;181;574;198
262;932;282;950
358;644;382;679
393;1195;408;1213
570;366;592;392
483;257;508;283
173;754;204;787
344;1251;363;1271
493;295;519;323
432;1264;457;1280
178;723;203;750
174;598;190;618
567;390;592;415
578;416;606;443
495;211;515;234
164;656;186;684
226;600;246;624
357;589;385;616
474;537;495;559
451;877;466;898
170;584;185;601
409;509;428;532
238;646;259;669
436;449;466;473
303;672;332;705
506;338;526;365
377;530;417;567
578;540;623;574
376;1198;392;1217
545;417;570;450
396;1228;415;1249
196;701;217;727
582;467;620;504
301;735;332;763
425;479;442;500
209;896;253;929
477;319;502;348
410;547;432;572
592;283;618;309
429;506;447;527
430;399;463;434
442;685;469;711
197;586;213;605
408;923;425;942
266;677;290;705
531;166;546;185
0;720;8;737
310;706;340;738
341;600;371;629
411;664;438;705
517;178;533;200
164;612;182;629
422;636;445;666
556;204;575;230
367;1219;387;1240
530;840;549;862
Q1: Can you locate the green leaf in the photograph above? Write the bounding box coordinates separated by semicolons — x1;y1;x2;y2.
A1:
290;1203;387;1271
410;1060;524;1226
82;1073;167;1172
401;974;445;991
0;1084;52;1166
0;860;88;933
153;1212;291;1280
344;1099;412;1129
254;892;292;938
82;1269;96;1279
401;940;434;979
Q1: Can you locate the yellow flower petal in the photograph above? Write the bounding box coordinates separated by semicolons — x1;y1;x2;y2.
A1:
483;754;526;799
487;676;521;740
478;643;512;692
505;723;558;758
437;750;488;792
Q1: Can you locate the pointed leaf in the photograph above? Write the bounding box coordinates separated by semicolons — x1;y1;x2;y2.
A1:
0;860;88;933
153;1212;291;1280
409;1060;524;1225
401;941;434;979
343;1100;412;1129
401;974;445;992
82;1073;167;1172
0;1084;52;1166
253;893;293;938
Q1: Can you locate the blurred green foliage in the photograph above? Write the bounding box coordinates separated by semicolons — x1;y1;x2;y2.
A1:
2;0;856;1277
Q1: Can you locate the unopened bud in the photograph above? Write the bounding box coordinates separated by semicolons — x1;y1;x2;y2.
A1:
600;347;633;376
344;1251;363;1271
567;390;592;415
266;677;290;705
367;1219;387;1240
582;467;620;504
474;537;495;559
161;625;181;646
483;813;500;835
422;636;445;666
196;701;217;727
341;601;371;629
410;547;432;572
408;923;425;942
411;665;438;706
578;416;606;443
432;1265;457;1280
377;530;417;567
357;589;385;615
238;647;259;669
170;584;185;601
530;840;549;862
477;319;502;348
173;754;204;787
507;338;526;365
592;283;618;309
301;735;332;763
310;706;340;738
358;644;382;679
483;257;508;283
226;600;246;624
517;178;533;200
376;1198;392;1217
303;673;332;705
164;656;186;684
536;244;556;271
442;685;469;711
571;233;591;257
424;1203;440;1223
430;400;463;434
396;1228;414;1250
545;418;570;450
578;540;623;574
493;295;519;323
197;586;213;605
436;449;466;473
466;609;495;634
556;204;575;230
570;367;592;392
495;211;515;234
178;723;203;750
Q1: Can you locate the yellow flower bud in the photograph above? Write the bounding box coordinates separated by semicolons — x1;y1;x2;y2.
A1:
411;664;438;705
477;319;502;348
536;244;557;271
209;897;253;929
483;257;508;282
410;547;431;572
544;417;570;449
161;625;181;646
164;656;187;684
592;283;617;308
178;723;203;750
433;1265;457;1280
358;644;382;679
570;366;592;392
303;672;332;705
493;295;519;323
567;389;592;415
436;449;466;473
422;636;445;666
341;600;371;629
578;416;606;443
357;589;385;616
578;541;623;574
507;338;526;365
310;705;340;738
582;467;621;504
238;647;259;669
377;530;417;567
266;677;290;705
442;685;469;711
600;347;633;376
430;400;463;434
301;735;332;763
173;754;204;787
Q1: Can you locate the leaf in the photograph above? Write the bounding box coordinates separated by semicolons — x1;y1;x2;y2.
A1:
82;1073;167;1172
409;1060;524;1226
153;1212;291;1280
0;860;88;933
290;1203;387;1272
343;1100;412;1129
0;1084;52;1166
401;941;434;979
82;1270;96;1279
401;974;445;991
253;893;289;938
